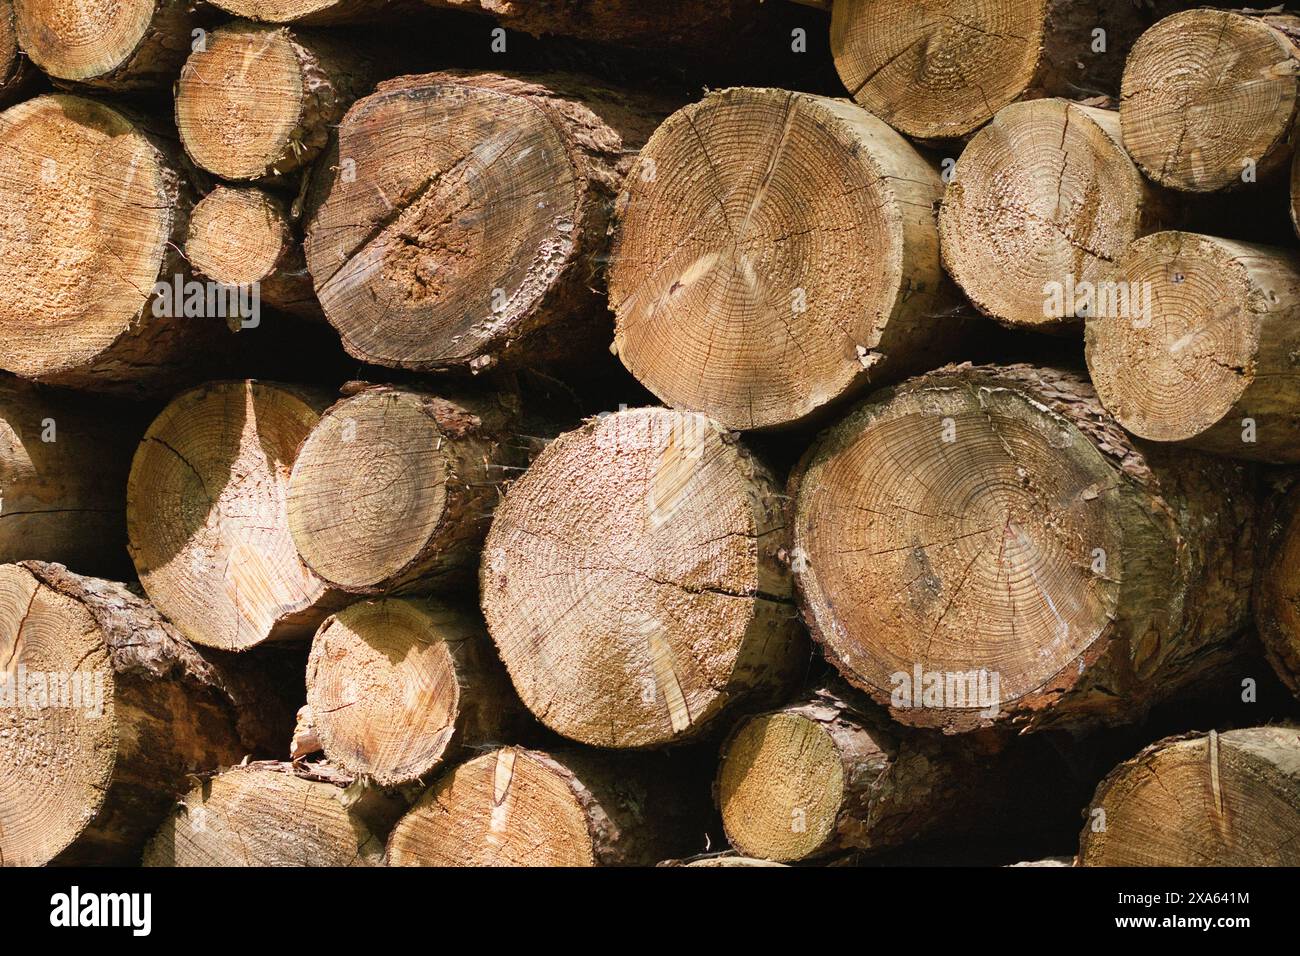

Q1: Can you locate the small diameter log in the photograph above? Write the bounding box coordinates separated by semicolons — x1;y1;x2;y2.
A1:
610;87;959;431
176;20;379;182
306;597;525;786
0;378;144;577
144;761;405;866
1121;10;1300;193
1253;479;1300;698
210;0;395;25
0;562;263;866
481;407;807;748
303;70;665;372
1079;726;1300;865
939;99;1171;333
0;0;35;106
0;94;220;394
387;746;708;866
1084;232;1300;463
716;685;1072;862
186;186;320;320
286;385;519;594
127;380;342;651
420;0;767;53
830;0;1151;142
12;0;198;90
790;364;1256;734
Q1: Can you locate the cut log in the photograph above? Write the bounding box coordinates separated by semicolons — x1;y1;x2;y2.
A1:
790;364;1256;734
610;87;960;431
420;0;768;53
286;385;520;594
0;0;35;106
176;20;379;182
0;94;224;395
12;0;199;90
144;761;405;866
716;684;1076;862
0;562;268;866
186;186;320;320
481;407;807;748
306;597;526;786
939;99;1171;332
0;378;145;577
1253;478;1300;698
210;0;396;25
127;380;343;651
830;0;1151;141
1079;726;1300;865
387;746;708;866
303;70;665;372
1121;10;1300;193
1084;231;1300;463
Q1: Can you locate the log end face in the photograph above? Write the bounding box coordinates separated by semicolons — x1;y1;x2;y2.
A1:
0;563;117;866
717;712;844;863
12;0;154;82
187;186;291;288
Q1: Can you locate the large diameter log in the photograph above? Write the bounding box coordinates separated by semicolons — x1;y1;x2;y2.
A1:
128;380;343;651
1084;232;1300;462
420;0;767;53
1254;479;1300;698
939;99;1171;333
481;407;807;748
1121;10;1300;193
609;87;959;431
716;684;1075;862
144;761;405;866
303;70;665;373
186;186;320;320
1079;727;1300;865
0;378;143;577
831;0;1151;142
387;747;708;866
12;0;198;90
306;597;526;786
0;94;222;394
176;21;379;182
790;364;1256;734
0;562;265;866
286;385;519;594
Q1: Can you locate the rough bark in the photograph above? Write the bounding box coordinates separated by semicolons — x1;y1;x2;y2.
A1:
419;0;770;53
186;185;321;320
176;20;380;182
791;364;1257;734
609;87;962;431
716;683;1076;862
481;407;808;749
1085;232;1300;462
1079;726;1300;865
940;98;1174;332
306;596;528;786
286;384;522;594
831;0;1155;141
0;562;286;866
1121;9;1300;192
0;94;226;395
303;70;668;372
1254;474;1300;699
12;0;199;90
143;760;407;866
0;378;147;577
386;746;709;866
127;380;345;651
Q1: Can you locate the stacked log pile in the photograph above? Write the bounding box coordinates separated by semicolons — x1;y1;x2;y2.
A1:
1;0;1299;870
